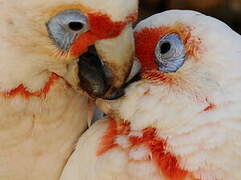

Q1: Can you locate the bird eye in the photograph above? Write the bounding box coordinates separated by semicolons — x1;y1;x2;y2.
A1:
160;42;171;54
155;33;185;73
68;21;84;31
47;10;89;50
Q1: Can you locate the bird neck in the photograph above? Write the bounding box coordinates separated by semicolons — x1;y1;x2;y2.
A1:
97;118;198;180
0;76;89;180
2;73;59;99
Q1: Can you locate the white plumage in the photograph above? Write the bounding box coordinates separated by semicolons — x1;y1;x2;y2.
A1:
61;10;241;180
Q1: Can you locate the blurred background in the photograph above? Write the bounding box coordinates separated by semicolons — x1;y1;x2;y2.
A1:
139;0;241;34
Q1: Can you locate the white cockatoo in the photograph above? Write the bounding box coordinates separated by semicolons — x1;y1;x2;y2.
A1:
0;0;138;179
60;10;241;180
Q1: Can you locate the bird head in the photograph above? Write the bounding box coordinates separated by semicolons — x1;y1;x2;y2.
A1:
0;0;138;99
96;10;241;179
97;10;241;137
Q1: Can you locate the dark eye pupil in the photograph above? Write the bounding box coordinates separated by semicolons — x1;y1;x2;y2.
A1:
68;22;84;31
160;42;171;54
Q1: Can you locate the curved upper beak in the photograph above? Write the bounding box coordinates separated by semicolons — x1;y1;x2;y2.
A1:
63;24;137;99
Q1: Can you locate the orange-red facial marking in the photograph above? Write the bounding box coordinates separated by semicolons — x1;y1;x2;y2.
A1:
71;12;137;57
135;23;201;73
141;70;179;86
3;73;59;99
98;118;197;180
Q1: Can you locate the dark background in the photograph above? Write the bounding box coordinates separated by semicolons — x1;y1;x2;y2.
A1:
139;0;241;34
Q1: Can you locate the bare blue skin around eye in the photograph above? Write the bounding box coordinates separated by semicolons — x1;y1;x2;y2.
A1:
46;10;89;51
155;33;186;73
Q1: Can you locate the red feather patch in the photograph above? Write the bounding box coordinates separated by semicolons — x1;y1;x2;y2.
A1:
98;118;198;180
4;73;59;99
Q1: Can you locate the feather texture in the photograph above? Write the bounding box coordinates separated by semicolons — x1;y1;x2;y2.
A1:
61;10;241;180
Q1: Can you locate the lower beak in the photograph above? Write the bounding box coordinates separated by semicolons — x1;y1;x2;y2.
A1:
64;24;136;99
